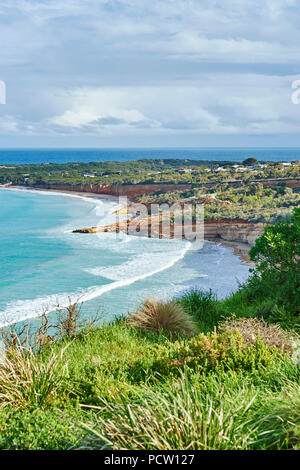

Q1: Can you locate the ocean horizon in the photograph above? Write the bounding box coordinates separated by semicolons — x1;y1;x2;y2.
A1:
0;147;300;165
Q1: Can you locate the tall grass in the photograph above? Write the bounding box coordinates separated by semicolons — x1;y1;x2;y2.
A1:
82;372;300;450
0;346;69;409
253;381;300;449
0;231;298;450
179;289;220;332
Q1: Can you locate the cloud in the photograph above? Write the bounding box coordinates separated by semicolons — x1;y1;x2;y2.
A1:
0;115;19;133
156;34;300;64
1;1;300;145
2;0;300;67
47;87;160;131
40;75;300;136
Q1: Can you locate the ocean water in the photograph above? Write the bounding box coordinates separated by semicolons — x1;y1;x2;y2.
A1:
0;188;250;327
0;147;300;164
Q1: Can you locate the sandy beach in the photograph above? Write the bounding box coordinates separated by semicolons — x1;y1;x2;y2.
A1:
7;185;253;267
10;185;120;202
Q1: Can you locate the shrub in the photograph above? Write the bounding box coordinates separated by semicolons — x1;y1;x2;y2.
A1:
250;208;300;275
164;331;277;374
0;347;69;409
0;408;88;450
0;301;100;352
129;330;280;382
218;317;296;353
56;302;86;339
127;298;195;336
249;208;300;315
243;157;259;166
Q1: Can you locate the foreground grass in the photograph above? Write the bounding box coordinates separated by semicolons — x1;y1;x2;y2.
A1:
0;307;299;450
1;210;298;450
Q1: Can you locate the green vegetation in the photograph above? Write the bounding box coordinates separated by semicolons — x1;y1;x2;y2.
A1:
127;298;195;336
0;158;298;187
243;157;259;166
249;208;300;317
1;158;299;223
0;210;299;450
136;182;300;223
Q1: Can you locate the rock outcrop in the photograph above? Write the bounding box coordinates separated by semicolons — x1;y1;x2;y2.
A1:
204;219;266;246
73;216;266;246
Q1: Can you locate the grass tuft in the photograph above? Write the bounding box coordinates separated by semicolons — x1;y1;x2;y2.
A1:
0;346;69;409
81;373;280;450
178;289;220;332
127;298;195;336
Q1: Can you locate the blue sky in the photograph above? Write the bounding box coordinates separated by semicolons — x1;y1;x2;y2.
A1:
1;0;300;148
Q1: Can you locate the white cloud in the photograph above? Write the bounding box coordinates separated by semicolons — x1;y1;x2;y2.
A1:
48;88;158;130
156;33;300;64
0;115;19;133
42;75;300;136
2;0;300;66
1;0;300;144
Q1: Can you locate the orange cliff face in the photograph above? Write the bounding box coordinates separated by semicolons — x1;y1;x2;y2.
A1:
203;219;266;245
33;182;193;198
32;178;300;198
73;215;266;246
30;182;269;245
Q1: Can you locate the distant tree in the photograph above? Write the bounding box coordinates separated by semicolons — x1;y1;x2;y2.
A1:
243;157;259;166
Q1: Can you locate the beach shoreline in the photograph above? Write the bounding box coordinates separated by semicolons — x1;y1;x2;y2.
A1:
5;185;253;267
0;186;252;326
213;239;253;267
7;185;120;202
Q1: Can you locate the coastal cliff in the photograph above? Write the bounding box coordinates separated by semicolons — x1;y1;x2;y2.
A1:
73;216;265;246
14;183;268;251
23;183;268;254
73;216;265;266
203;219;266;245
32;182;193;198
32;178;300;198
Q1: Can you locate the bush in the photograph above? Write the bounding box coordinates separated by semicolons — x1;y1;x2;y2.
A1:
243;157;259;166
129;330;280;382
127;298;195;336
249;207;300;315
218;317;297;353
0;407;88;450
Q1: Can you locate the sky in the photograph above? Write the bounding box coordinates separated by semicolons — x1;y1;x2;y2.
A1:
1;0;300;148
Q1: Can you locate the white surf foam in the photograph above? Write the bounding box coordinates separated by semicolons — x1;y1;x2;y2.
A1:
2;186;104;207
0;241;191;327
86;248;188;281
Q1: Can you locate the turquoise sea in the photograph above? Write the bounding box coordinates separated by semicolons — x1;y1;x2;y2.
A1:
0;188;250;327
